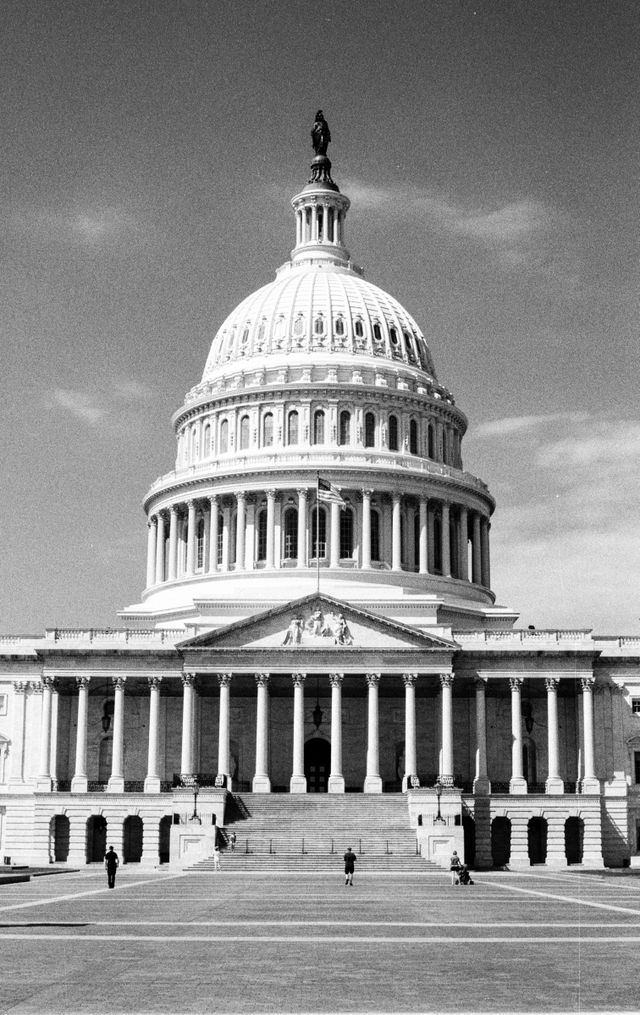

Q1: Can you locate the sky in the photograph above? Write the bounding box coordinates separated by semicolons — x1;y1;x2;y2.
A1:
1;0;639;635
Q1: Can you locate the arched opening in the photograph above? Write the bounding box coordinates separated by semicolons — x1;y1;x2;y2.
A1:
428;423;435;459
219;419;229;454
409;419;418;455
432;514;442;573
304;738;331;793
86;815;107;863
123;815;143;863
196;516;205;570
339;410;351;446
263;412;274;446
340;507;354;559
462;815;476;868
388;414;399;451
312;507;327;560
371;509;381;563
364;412;375;448
159;815;172;864
257;509;267;562
491;816;511;868
313;409;325;444
522;738;537;785
98;737;112;784
528;817;548;865
283;508;298;560
239;415;250;450
287;410;299;445
51;815;70;862
202;424;210;459
565;816;584;865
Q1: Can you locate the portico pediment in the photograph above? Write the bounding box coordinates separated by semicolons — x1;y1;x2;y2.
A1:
178;594;457;652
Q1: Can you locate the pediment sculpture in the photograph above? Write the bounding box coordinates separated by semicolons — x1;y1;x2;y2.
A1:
282;607;354;647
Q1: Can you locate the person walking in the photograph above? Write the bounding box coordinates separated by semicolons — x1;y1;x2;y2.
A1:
229;831;236;852
213;844;221;871
104;845;119;889
450;849;462;886
343;846;357;886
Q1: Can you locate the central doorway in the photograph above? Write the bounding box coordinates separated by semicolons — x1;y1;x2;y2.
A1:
304;738;330;792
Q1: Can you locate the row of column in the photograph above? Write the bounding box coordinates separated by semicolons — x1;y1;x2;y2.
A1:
146;491;491;587
28;672;600;796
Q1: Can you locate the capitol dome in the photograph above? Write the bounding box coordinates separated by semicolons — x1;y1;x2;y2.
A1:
122;127;503;631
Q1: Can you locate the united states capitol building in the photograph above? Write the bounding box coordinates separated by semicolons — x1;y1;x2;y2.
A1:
2;117;640;871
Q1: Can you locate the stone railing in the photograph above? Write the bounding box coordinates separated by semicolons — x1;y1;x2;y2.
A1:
45;628;185;645
454;629;592;644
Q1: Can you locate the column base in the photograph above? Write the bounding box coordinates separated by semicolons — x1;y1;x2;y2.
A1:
581;850;604;867
545;776;565;795
70;776;88;793
35;776;53;792
107;776;125;793
473;777;491;796
144;776;161;793
252;775;271;793
328;775;345;793
363;776;382;793
509;777;528;794
581;777;601;794
289;775;307;793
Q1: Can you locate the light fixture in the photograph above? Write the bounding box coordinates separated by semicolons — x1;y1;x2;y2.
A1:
312;676;323;730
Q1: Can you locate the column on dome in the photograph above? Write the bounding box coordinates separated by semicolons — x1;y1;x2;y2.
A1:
440;502;451;578
364;672;382;793
290;673;307;793
419;498;428;574
439;673;454;787
402;672;418;791
168;505;179;581
154;512;166;584
509;677;527;793
71;676;90;792
472;513;482;584
391;493;402;571
107;676;126;792
329;501;340;568
180;673;196;780
580;676;599;793
146;517;157;587
481;518;491;587
144;676;162;793
545;677;563;793
235;492;246;571
296;488;308;567
361;489;372;569
208;496;219;573
328;672;345;793
266;489;276;569
253;672;271;792
185;500;197;576
217;672;232;787
473;677;491;795
36;677;54;791
459;506;469;581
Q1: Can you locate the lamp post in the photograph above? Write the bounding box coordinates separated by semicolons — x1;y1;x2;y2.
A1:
188;777;201;824
434;779;445;825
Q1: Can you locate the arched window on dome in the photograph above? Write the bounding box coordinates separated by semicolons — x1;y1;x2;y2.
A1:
256;509;267;563
287;410;299;445
312;507;327;560
339;410;351;446
335;316;345;336
404;330;416;362
428;423;435;459
263;412;274;447
283;508;298;560
388;414;399;452
314;314;325;335
202;423;211;459
312;409;325;445
239;415;250;451
364;412;376;448
371;509;381;563
256;320;266;348
354;319;364;339
373;322;383;344
220;419;229;455
409;419;418;455
389;326;399;347
196;516;205;571
217;514;224;566
294;315;305;339
340;507;354;560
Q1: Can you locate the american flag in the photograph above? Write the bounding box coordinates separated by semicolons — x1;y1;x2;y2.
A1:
317;475;346;508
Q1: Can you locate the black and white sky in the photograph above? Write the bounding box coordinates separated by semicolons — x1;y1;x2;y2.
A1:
2;0;639;632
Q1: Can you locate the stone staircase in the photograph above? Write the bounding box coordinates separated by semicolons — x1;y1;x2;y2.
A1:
191;793;438;872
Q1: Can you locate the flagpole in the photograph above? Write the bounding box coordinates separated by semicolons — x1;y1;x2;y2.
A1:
316;471;320;595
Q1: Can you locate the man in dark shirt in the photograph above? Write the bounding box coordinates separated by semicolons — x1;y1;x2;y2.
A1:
343;846;356;886
104;845;119;889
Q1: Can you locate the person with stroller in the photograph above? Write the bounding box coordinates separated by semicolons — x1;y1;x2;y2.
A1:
458;864;474;885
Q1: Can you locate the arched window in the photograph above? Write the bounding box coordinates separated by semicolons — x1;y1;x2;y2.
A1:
371;509;381;562
313;409;325;445
314;315;325;335
257;510;267;562
335;316;344;336
263;412;274;447
196;517;205;570
340;507;354;559
287;410;299;445
364;412;375;448
220;419;229;454
283;508;298;559
428;423;435;459
433;514;442;573
409;419;418;455
373;322;382;343
339;410;351;446
312;507;327;559
354;319;364;338
294;315;305;338
389;326;399;347
239;415;250;450
202;424;211;459
388;415;399;451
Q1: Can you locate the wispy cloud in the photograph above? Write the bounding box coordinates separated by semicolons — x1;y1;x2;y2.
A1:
52;389;104;425
50;378;153;428
475;411;590;438
9;206;137;245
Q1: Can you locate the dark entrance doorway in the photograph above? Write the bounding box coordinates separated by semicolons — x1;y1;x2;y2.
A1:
304;738;330;792
491;816;511;868
565;817;584;864
87;815;107;862
159;815;172;864
528;817;548;864
123;816;143;863
51;815;70;862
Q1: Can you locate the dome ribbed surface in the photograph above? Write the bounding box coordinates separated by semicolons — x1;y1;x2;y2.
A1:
201;264;437;381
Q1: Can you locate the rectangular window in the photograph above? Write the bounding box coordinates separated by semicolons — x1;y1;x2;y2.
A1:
632;698;640;714
0;693;6;716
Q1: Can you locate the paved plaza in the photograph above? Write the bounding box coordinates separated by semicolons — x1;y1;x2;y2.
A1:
1;866;639;1014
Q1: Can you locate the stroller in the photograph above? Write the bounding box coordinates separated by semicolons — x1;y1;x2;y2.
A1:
458;864;474;885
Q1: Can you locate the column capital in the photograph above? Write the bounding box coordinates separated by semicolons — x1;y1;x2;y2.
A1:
580;675;595;691
111;675;127;689
255;672;270;687
544;676;559;692
509;676;524;691
14;680;30;694
296;487;308;498
32;682;43;695
329;672;344;687
41;676;56;691
182;672;197;689
148;676;163;689
75;676;91;690
148;516;157;529
291;673;306;687
266;488;277;500
474;676;488;688
439;673;454;689
361;488;373;499
402;672;418;688
209;493;219;504
186;498;196;510
365;672;381;687
217;672;233;688
235;490;246;503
